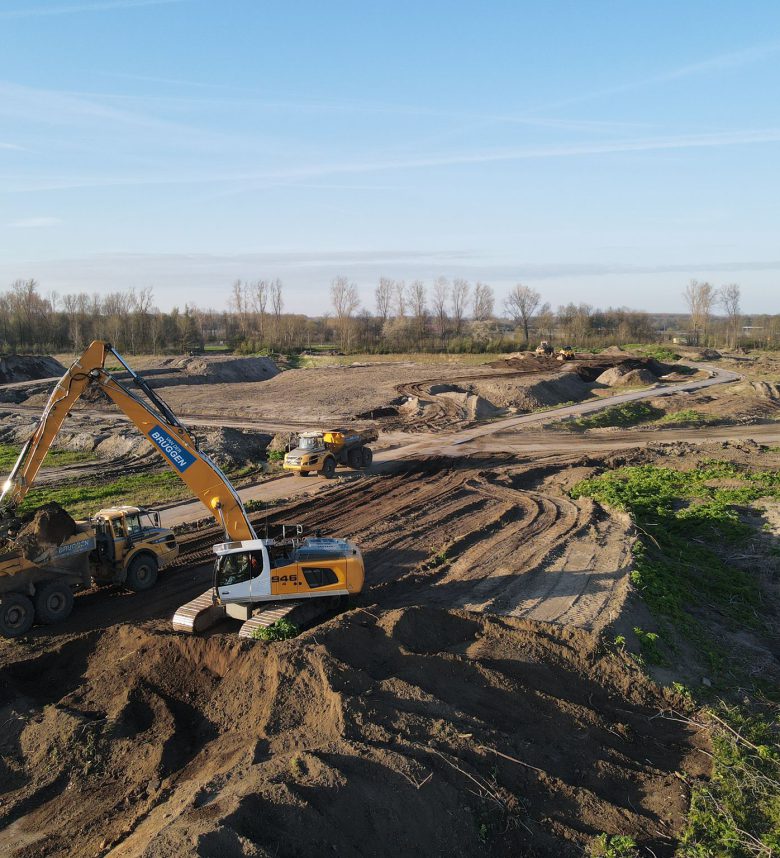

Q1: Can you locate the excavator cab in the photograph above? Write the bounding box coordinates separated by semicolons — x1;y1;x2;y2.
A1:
214;544;271;606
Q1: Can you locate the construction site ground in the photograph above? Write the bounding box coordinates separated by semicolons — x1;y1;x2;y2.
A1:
0;348;778;857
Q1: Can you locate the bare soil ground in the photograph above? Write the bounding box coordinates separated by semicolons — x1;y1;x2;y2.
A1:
1;350;778;856
7;444;765;857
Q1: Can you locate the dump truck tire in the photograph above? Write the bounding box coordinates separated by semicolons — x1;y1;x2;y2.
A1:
347;447;362;469
126;554;158;592
322;457;336;478
299;469;309;477
34;581;74;625
0;593;35;638
361;447;373;467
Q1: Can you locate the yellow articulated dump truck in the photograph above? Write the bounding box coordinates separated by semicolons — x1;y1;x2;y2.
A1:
0;505;178;637
283;428;378;478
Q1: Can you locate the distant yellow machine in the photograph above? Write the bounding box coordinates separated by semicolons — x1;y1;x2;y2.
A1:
283;428;377;477
557;346;575;361
535;341;554;356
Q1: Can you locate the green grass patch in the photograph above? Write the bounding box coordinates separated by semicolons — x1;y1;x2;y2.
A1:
590;833;639;857
0;443;97;472
571;461;779;631
622;343;681;362
569;401;663;430
657;409;719;427
18;470;189;518
251;618;299;641
573;461;780;855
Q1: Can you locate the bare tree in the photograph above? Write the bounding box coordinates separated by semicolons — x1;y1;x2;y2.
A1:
450;278;470;334
394;280;407;319
330;276;360;351
409;280;427;345
375;278;393;324
718;283;741;349
251;280;268;342
431;277;449;342
270;279;283;346
472;282;494;321
683;279;715;345
504;283;541;346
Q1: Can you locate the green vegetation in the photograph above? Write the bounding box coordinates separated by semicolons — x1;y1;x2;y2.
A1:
572;461;778;631
0;443;96;472
680;704;779;858
251;618;299;641
623;343;681;362
266;450;285;463
573;461;780;856
590;833;639;857
633;626;663;664
657;409;719;426
19;470;188;518
569;401;663;430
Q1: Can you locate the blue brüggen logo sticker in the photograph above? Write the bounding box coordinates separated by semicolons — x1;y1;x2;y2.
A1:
149;426;196;472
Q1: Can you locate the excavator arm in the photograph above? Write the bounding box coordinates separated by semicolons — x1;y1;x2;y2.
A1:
0;341;255;542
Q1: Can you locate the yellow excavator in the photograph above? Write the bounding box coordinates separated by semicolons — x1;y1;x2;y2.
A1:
0;341;364;638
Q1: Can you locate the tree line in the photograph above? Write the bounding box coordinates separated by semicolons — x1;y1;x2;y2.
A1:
0;276;776;356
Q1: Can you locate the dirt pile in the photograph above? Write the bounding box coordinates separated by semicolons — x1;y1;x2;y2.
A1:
0;355;65;385
173;355;278;382
0;611;707;857
596;365;658;387
2;502;79;561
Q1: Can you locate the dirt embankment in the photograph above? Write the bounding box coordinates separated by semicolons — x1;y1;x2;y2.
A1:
0;355;64;385
0;611;707;858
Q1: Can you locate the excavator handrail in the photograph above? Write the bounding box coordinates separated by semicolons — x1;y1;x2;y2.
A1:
0;341;256;542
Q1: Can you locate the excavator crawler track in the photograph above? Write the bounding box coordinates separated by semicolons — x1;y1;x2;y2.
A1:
172;589;226;634
238;599;331;639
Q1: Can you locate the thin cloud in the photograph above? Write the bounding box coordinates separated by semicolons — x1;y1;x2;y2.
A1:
0;0;184;19
0;142;24;150
8;216;61;228
540;40;780;112
4;127;779;194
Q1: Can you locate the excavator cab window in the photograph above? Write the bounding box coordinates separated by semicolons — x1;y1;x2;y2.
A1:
215;551;264;587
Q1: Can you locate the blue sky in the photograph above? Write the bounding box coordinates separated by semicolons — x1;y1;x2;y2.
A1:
1;0;779;314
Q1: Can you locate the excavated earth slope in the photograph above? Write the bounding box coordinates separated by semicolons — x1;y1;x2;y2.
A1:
0;448;726;857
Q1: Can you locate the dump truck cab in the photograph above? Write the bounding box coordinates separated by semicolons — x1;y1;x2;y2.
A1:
90;506;178;589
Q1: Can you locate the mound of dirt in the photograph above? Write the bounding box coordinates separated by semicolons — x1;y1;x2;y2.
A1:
4;502;80;561
18;502;78;547
200;427;273;467
0;355;65;385
173;355;278;383
596;365;658;387
0;609;707;857
477;372;593;411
